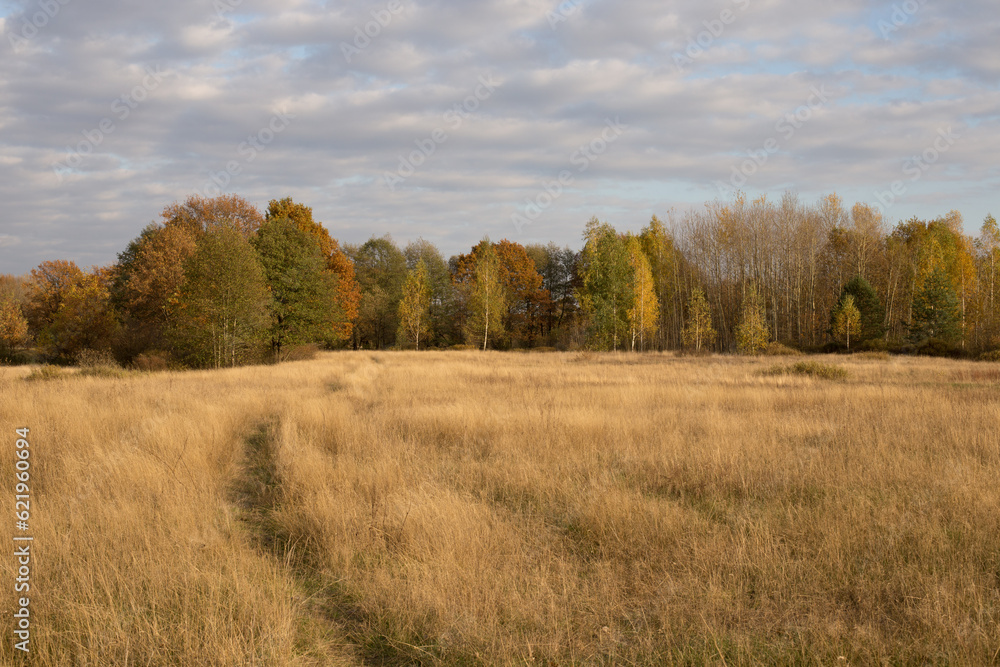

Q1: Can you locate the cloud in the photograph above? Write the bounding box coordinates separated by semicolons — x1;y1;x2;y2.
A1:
0;0;998;274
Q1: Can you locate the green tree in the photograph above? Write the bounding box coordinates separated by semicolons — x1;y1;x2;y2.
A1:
735;284;769;354
253;217;340;360
397;260;432;349
578;218;630;351
836;275;885;345
351;236;408;349
171;226;271;368
682;288;716;352
465;239;506;350
832;293;862;349
909;265;961;343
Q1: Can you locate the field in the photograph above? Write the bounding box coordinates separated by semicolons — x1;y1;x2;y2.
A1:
2;351;999;665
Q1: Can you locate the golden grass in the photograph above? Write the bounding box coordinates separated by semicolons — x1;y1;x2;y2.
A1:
2;352;999;664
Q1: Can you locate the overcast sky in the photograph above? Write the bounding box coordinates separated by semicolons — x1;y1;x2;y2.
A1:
1;0;997;275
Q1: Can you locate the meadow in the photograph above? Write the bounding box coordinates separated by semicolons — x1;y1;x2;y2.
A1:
1;351;998;665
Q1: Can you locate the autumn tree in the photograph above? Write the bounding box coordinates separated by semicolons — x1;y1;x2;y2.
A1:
465;239;506;350
639;215;682;348
171;226;271;368
626;235;658;351
252;217;340;360
397;260;432;349
46;269;118;359
682;287;716;352
162;194;264;239
0;297;29;358
832;293;862;350
525;243;579;345
111;223;197;359
832;275;885;347
23;260;85;337
735;284;769;354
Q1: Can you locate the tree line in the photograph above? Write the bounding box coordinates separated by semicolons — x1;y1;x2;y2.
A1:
1;191;998;368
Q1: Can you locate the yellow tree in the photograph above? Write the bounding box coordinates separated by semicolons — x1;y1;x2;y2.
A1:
397;260;431;350
466;239;506;350
0;297;29;357
735;283;769;354
832;293;862;349
626;236;658;351
682;287;716;352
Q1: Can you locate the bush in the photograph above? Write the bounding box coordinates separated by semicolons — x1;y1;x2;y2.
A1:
76;349;119;369
854;350;890;361
764;342;802;356
131;350;175;372
857;338;889;352
24;365;64;381
449;344;477;351
979;349;1000;362
762;361;848;381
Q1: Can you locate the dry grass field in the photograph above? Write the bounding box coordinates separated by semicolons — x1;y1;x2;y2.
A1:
1;351;999;665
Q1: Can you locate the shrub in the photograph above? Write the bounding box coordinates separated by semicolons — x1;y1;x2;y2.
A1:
280;344;320;362
449;344;477;351
854;350;890;361
979;349;1000;362
24;365;64;381
763;361;848;381
131;350;175;372
764;342;802;356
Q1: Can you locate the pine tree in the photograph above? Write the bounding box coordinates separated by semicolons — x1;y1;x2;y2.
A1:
735;284;769;355
909;265;961;343
397;260;432;349
682;288;716;352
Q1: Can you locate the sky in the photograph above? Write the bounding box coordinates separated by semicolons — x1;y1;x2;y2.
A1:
0;0;997;275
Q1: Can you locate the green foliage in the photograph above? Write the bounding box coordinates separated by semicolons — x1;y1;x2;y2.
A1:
578;218;630;350
836;275;885;343
171;225;271;368
253;217;340;359
352;236;408;349
735;284;769;355
909;265;962;344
